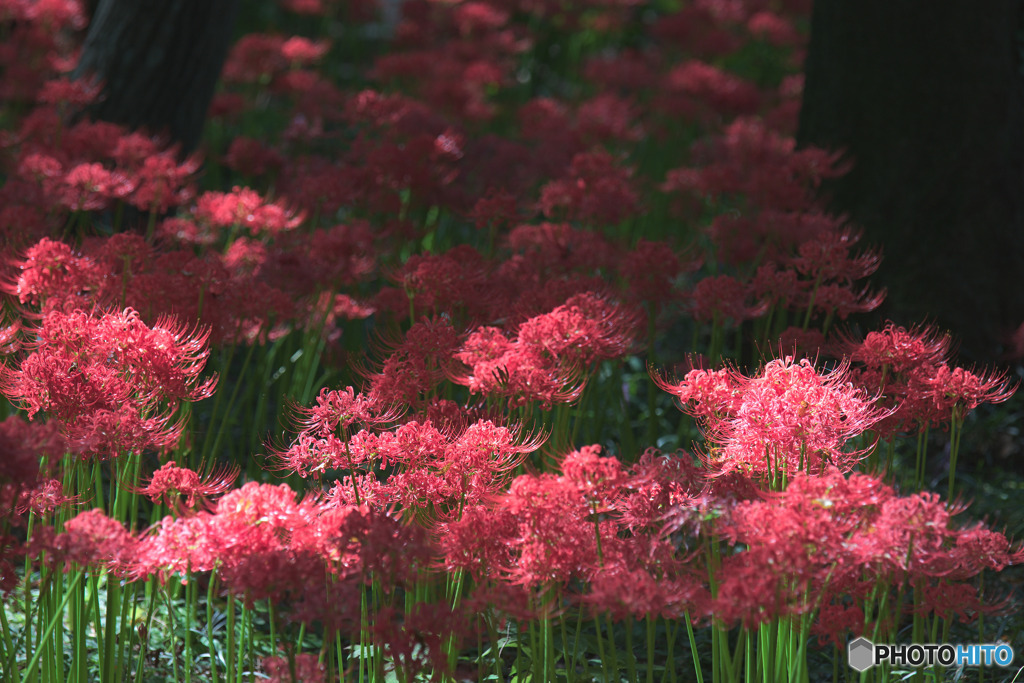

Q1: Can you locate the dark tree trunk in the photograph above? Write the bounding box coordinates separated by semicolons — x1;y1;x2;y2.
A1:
73;0;238;156
798;0;1024;362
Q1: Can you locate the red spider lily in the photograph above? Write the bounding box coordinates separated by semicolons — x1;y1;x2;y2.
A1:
713;469;1022;639
131;513;222;583
36;77;100;107
806;282;887;320
495;474;608;587
775;326;827;359
450;292;635;407
442;446;708;601
363;316;460;407
791;226;881;283
378;245;497;322
537;150;640;225
59;162;134;211
137;482;331;594
125;151;199;213
372;602;471;682
262;654;326;683
294;386;402;438
34;509;138;574
689;273;769;323
8;236;292;345
652;364;746;421
614;449;707;533
127;460;239;514
661;117;849;214
583;50;658;94
451;327;586;409
193;186;305;237
222;137;285;178
135;484;431;627
836;323;1015;432
560;444;627;506
1;308;216;459
16;478;81;517
576;93;644;145
222;34;295;84
373;419;542;520
516;292;640;366
583;563;708;621
0;416;64;492
709;210;843;268
747;10;801;47
503;222;616;278
618;239;699;309
7;237;104;310
838;322;953;376
295;417;542;520
0;418;69;544
659;60;761;122
652;6;744;59
925;364;1016;419
469;187;520;231
707;357;887;481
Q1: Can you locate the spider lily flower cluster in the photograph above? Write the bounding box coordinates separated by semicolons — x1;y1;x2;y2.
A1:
1;1;1023;682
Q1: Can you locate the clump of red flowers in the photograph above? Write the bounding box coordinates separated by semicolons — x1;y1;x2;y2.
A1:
2;308;217;458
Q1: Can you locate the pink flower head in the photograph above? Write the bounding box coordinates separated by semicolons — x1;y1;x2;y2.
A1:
713;357;885;482
60;163;134;211
537;150;640;225
652;364;746;421
791;226;881;283
194;186;305;236
576;93;643;145
296;386;401;437
126;152;199;213
223;137;285;177
130;460;239;514
662;118;849;214
46;509;138;573
924;364;1016;424
2;309;217;458
836;323;1015;431
689;274;768;323
560;444;626;506
365;316;459;407
618;239;698;308
451;327;585;409
840;322;953;376
516;292;639;367
662;60;761;121
9;237;104;309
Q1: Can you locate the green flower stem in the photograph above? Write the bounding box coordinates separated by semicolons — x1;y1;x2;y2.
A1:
593;613;609;683
200;340;256;466
207;571;221;683
484;613;505;683
624;617;638;683
646;616;656;683
135;583;159;683
604;613;622;680
225;594;236;683
947;409;964;503
165;585;182;683
560;609;575;683
20;571;83;683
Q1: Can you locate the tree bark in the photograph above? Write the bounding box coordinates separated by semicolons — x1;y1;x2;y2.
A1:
798;0;1024;362
73;0;238;156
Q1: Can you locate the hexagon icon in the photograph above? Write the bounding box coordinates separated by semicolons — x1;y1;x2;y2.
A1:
848;637;875;672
